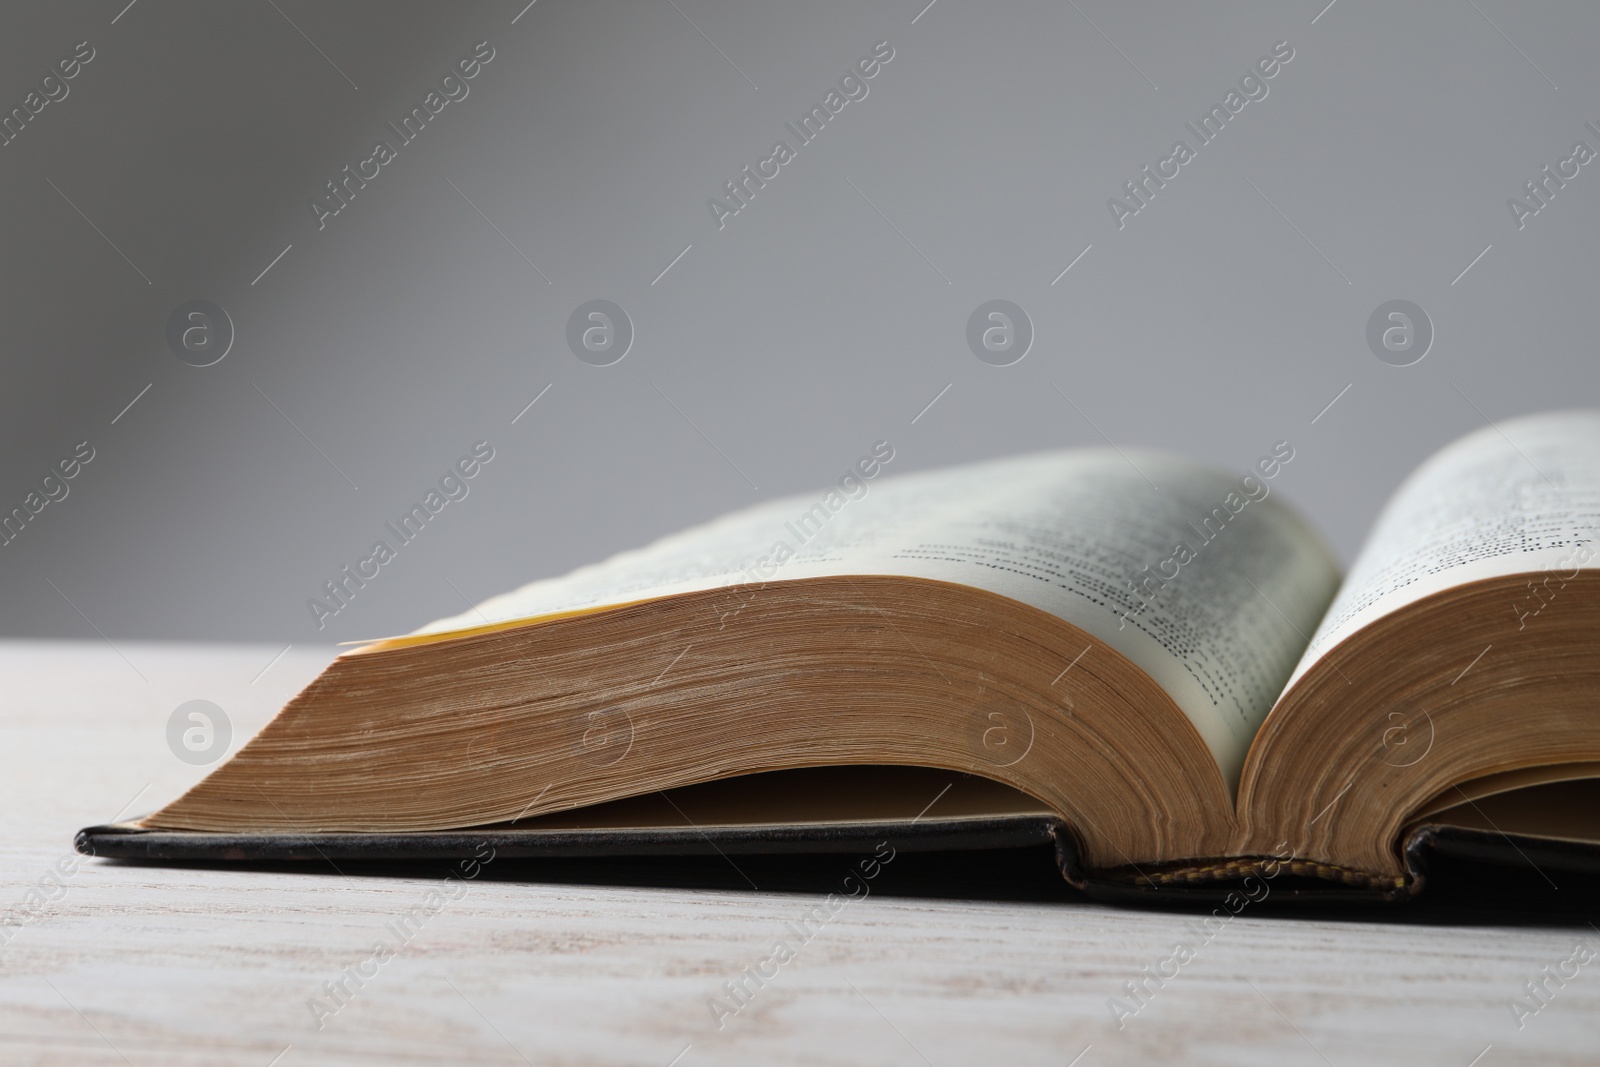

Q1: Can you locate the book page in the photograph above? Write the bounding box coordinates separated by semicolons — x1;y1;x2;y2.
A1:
408;448;1339;787
1284;410;1600;689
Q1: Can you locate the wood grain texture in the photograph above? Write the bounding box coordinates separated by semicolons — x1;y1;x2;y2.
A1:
1;640;1596;1066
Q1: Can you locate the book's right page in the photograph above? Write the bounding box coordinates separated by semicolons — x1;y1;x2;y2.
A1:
1282;409;1600;691
1232;410;1600;886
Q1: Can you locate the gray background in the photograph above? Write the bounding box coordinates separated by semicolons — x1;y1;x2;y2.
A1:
1;0;1595;645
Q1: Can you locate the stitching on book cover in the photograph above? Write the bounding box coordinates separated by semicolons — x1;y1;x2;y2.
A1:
1100;856;1407;891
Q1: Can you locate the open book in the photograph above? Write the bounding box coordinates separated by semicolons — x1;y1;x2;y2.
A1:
80;411;1600;902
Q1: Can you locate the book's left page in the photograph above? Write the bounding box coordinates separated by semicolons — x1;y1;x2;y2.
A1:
387;445;1339;789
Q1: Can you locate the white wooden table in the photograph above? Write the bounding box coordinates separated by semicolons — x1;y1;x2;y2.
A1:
1;640;1595;1066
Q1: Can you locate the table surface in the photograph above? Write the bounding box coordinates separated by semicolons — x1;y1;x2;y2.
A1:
1;640;1596;1067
